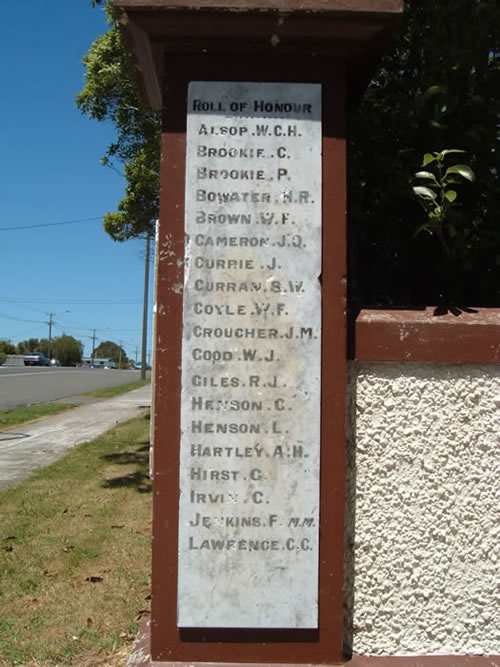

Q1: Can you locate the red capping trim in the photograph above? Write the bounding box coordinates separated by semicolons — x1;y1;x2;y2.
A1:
127;619;500;666
355;308;500;364
114;0;404;14
347;657;500;666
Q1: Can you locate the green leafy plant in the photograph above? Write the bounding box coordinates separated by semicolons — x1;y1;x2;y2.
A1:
412;150;476;306
412;149;475;251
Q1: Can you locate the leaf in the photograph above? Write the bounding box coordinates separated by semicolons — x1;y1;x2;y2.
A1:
415;171;438;183
413;186;437;200
444;190;457;202
423;153;437;166
429;207;442;219
422;85;448;97
439;149;466;158
442;175;462;185
445;165;475;182
43;569;58;578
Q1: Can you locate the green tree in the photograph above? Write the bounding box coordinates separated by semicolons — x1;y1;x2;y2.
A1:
16;338;42;355
35;339;50;357
94;340;128;367
17;338;50;356
0;340;16;365
52;335;83;367
77;0;160;241
348;0;499;308
1;340;16;354
82;1;499;307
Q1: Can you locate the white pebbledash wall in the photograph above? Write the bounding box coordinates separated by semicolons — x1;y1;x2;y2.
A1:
344;362;499;656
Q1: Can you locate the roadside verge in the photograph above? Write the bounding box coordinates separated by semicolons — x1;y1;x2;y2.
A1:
0;384;152;493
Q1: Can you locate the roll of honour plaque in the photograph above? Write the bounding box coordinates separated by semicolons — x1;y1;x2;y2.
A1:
178;81;322;629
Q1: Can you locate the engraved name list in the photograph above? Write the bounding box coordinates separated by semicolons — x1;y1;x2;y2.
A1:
178;81;322;629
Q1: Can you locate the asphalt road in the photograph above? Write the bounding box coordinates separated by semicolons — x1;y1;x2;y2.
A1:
0;366;147;410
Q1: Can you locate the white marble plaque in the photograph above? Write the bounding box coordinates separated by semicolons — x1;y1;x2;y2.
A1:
178;82;322;629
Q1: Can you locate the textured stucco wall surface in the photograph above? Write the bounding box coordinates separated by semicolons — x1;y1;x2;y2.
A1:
344;362;499;656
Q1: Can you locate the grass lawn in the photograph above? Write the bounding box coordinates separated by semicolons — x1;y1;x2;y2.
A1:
0;414;152;666
84;379;150;400
0;379;150;429
0;404;77;429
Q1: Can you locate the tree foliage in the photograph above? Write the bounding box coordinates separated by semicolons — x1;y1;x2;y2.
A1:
77;0;160;241
16;338;47;355
95;340;128;366
348;0;499;308
0;340;16;365
412;149;475;254
15;335;83;366
1;340;17;355
52;335;83;366
81;0;499;306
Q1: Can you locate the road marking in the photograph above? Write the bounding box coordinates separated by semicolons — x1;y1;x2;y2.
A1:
0;371;86;379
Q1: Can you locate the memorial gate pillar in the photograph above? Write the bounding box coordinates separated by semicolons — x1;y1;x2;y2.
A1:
113;2;402;664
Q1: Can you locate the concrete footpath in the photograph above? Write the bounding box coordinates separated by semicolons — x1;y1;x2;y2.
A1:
0;385;152;493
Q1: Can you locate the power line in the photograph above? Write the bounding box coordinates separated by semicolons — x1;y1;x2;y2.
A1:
0;312;44;324
0;296;141;305
54;321;141;335
1;313;142;339
0;325;46;341
0;216;103;232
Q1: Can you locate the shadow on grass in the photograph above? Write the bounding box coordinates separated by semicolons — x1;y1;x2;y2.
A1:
101;441;152;494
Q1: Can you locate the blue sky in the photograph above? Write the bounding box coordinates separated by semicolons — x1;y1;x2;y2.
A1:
0;1;154;360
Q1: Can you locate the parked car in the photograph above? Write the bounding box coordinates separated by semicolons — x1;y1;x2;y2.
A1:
24;352;51;366
82;357;116;369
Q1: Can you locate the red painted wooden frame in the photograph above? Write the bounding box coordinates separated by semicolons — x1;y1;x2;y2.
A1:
151;54;347;663
355;308;500;363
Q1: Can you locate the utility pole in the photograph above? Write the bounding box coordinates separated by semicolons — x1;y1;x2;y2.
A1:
91;329;97;366
118;340;123;369
140;231;151;380
47;312;56;360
